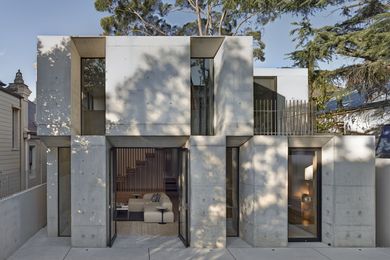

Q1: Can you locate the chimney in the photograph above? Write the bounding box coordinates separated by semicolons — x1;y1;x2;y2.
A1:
6;69;32;100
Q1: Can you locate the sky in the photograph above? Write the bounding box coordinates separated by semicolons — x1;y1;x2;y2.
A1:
0;0;354;101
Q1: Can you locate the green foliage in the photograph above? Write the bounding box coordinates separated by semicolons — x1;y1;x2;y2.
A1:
289;0;390;106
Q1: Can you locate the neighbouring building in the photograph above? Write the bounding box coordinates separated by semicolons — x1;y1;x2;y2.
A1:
0;70;47;198
36;36;376;248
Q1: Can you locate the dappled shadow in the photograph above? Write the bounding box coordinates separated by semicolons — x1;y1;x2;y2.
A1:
105;39;190;136
36;37;72;136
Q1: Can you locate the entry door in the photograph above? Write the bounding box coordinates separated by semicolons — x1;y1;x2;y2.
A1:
108;148;117;246
178;148;190;246
288;148;321;242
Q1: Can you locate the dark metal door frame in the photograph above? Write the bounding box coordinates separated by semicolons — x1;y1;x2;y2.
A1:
178;148;190;247
108;148;117;247
288;147;322;242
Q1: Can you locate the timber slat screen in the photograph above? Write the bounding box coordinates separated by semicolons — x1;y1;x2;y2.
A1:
254;99;316;135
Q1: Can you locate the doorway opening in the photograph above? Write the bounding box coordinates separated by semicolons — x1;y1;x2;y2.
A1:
288;148;321;242
109;147;189;247
226;147;239;237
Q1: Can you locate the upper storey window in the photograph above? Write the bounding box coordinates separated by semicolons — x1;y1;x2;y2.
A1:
81;58;105;135
191;58;214;135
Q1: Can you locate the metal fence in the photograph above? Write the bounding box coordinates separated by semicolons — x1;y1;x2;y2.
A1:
254;99;316;135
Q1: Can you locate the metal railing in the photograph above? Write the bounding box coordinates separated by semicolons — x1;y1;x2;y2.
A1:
254;99;316;135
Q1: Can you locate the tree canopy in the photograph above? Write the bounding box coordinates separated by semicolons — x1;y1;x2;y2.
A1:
94;0;346;61
289;0;390;107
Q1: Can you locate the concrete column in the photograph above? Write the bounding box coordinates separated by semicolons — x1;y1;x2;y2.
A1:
189;136;226;248
376;158;390;247
71;136;107;247
46;147;58;237
322;136;376;247
239;136;288;247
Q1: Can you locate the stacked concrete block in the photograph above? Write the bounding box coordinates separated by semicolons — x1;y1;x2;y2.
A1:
189;136;226;248
71;136;107;247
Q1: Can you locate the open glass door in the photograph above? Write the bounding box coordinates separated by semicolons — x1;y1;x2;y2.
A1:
108;148;117;246
178;148;189;246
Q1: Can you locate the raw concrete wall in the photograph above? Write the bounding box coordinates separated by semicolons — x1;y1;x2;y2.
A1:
0;184;47;260
189;136;226;248
376;158;390;247
71;136;107;247
70;40;81;135
105;36;191;135
239;136;288;247
214;37;253;136
253;68;308;101
46;147;58;237
37;36;72;136
322;136;376;247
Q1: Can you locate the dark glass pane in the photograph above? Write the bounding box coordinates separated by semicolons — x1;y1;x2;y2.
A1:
226;147;239;237
81;58;105;135
377;125;390;158
288;149;321;241
58;147;71;237
191;58;214;135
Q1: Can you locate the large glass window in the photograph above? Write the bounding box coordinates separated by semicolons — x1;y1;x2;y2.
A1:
58;147;71;237
191;58;214;135
288;148;321;241
81;58;105;135
253;77;278;134
12;107;19;149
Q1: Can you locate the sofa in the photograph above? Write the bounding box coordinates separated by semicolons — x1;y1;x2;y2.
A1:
128;193;174;223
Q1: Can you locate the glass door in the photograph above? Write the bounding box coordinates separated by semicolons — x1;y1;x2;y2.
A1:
178;148;189;246
288;148;321;242
108;148;117;246
226;147;239;237
58;147;71;237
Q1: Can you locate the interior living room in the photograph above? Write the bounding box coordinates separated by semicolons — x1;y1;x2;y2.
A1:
112;147;186;241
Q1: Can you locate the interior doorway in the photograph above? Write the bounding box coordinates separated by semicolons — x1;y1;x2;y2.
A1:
109;147;189;247
288;148;321;242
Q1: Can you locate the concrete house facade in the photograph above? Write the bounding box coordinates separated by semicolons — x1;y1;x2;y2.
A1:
37;36;376;249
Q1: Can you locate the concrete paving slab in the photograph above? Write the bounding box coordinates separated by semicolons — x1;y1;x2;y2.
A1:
65;248;149;260
228;248;329;260
112;235;184;248
19;228;70;248
288;242;330;248
149;248;234;260
7;245;70;260
314;248;390;260
227;237;252;248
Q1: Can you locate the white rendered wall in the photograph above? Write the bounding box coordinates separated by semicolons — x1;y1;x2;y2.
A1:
0;184;47;260
71;136;107;247
322;136;376;247
105;36;191;135
239;136;288;247
37;36;72;136
214;37;253;135
253;68;308;101
376;158;390;247
189;136;226;248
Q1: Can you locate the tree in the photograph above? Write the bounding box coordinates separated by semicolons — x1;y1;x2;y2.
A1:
289;0;390;108
94;0;348;61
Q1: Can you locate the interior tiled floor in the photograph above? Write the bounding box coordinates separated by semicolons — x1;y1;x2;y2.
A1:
7;227;390;260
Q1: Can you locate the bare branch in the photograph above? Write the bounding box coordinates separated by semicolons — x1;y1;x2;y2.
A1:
218;10;227;35
233;14;255;35
195;0;203;35
128;7;167;35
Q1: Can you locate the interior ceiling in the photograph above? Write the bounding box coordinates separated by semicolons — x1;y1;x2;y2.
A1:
226;136;252;147
72;37;105;58
107;136;189;148
190;37;225;58
288;136;333;148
